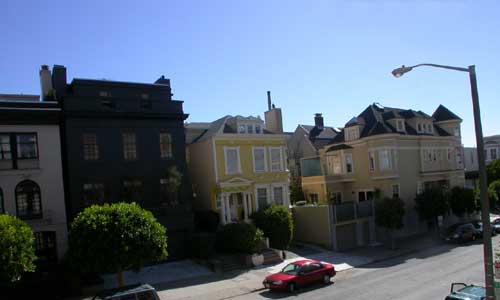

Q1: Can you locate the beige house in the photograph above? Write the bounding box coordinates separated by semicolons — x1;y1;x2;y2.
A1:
0;94;68;263
186;98;290;224
463;135;500;189
301;103;465;248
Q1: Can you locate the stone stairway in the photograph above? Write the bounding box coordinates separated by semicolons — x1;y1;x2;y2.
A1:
262;248;283;265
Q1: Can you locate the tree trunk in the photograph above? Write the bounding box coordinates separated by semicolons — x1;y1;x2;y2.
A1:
117;269;125;288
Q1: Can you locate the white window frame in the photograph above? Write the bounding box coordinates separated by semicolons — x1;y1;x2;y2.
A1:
491;148;498;160
378;149;392;170
392;184;400;199
368;151;375;172
252;147;267;173
330;191;342;204
396;119;405;132
224;146;241;175
344;153;354;174
269;147;284;172
255;185;270;209
238;124;246;134
255;124;261;134
272;185;285;205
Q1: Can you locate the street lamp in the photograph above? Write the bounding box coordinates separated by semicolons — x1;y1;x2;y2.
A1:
391;63;495;299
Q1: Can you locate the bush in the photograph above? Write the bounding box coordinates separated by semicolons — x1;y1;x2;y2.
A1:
0;215;36;282
68;203;168;287
194;210;220;233
215;223;264;254
448;186;476;217
251;205;294;249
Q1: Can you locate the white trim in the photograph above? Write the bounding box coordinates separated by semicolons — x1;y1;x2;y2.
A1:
255;185;270;209
368;151;375;173
212;138;219;182
224;146;241;175
378;149;392;171
392;184;400;198
252;146;268;173
343;152;354;174
269;147;284;172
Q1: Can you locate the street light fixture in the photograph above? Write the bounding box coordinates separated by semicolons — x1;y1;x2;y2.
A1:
391;63;495;299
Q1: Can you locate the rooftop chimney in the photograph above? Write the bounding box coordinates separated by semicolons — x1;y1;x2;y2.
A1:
314;113;324;129
39;65;52;101
267;91;272;111
155;75;170;86
51;65;67;100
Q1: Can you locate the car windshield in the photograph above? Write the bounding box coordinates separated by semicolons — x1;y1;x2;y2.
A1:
281;263;300;275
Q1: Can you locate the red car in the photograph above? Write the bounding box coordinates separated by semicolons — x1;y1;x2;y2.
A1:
263;259;336;292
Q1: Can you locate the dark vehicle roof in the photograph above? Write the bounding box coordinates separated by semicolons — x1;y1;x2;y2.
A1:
93;283;156;299
446;285;485;300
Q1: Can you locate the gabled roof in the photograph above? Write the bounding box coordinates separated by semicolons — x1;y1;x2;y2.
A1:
432;104;462;122
298;124;338;150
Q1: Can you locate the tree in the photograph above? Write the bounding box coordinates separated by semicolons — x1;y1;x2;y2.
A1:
289;179;305;204
0;215;36;282
414;188;449;232
68;203;168;287
489;180;500;210
251;205;294;249
474;185;499;211
487;159;500;184
448;186;477;217
375;197;405;249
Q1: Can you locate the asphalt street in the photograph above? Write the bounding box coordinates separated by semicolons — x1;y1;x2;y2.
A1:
234;236;499;300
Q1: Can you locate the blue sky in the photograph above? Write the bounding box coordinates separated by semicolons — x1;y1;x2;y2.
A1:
2;0;499;146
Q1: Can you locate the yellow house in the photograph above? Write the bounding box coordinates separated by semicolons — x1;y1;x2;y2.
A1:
186;105;290;224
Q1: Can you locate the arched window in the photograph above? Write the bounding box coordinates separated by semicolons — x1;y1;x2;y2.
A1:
0;187;4;214
16;180;42;219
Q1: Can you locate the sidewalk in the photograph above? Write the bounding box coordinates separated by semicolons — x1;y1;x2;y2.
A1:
154;233;443;300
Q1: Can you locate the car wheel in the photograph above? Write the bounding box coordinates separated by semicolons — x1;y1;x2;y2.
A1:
287;282;297;293
322;274;331;284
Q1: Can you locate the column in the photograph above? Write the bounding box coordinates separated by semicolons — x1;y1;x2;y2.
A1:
225;193;231;223
243;193;249;222
220;193;226;225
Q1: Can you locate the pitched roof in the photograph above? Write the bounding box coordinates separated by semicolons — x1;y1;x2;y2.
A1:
329;103;456;144
298;124;338;150
432;104;462;122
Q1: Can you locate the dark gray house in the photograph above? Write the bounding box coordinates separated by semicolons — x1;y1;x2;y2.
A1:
45;65;194;258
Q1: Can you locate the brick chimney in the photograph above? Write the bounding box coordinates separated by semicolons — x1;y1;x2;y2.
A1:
264;91;283;134
314;113;324;129
39;65;52;101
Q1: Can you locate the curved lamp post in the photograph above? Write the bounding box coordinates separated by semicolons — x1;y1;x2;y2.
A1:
392;63;494;299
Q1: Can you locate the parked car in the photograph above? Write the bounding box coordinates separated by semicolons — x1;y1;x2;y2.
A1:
444;283;485;300
491;218;500;233
263;259;336;292
92;283;160;300
471;220;497;238
445;223;477;243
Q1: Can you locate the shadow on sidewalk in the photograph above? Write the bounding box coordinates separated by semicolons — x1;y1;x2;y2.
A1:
257;282;335;299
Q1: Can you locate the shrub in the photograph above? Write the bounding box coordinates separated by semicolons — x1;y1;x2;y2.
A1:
0;215;36;282
415;188;449;229
215;223;264;254
448;186;476;217
68;202;168;287
251;205;293;249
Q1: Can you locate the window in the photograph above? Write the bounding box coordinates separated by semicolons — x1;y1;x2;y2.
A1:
491;148;498;160
253;147;267;173
273;186;284;205
327;154;342;175
368;152;375;172
392;184;400;199
247;125;254;134
454;126;460;137
34;231;57;262
358;191;374;202
330;191;342;204
0;134;11;160
309;193;319;204
16;180;42;219
270;147;283;172
379;150;391;170
417;123;422;133
255;125;261;134
99;91;110;97
215;194;222;209
160;178;179;207
82;183;105;207
122;179;143;203
257;187;268;209
238;125;246;134
82;133;99;160
159;133;172;158
456;147;463;167
0;188;4;214
101;99;115;109
344;153;353;173
122;132;137;160
16;133;38;159
447;149;452;160
224;147;241;174
396;120;405;132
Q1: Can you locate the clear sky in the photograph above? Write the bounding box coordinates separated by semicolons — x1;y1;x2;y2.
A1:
2;0;498;146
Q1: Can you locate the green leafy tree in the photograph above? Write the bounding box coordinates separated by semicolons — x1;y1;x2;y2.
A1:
487;159;500;184
414;188;449;232
290;179;305;204
0;215;36;282
474;185;499;211
215;223;264;254
251;205;294;249
489;180;500;209
448;186;477;217
68;203;168;287
375;197;405;249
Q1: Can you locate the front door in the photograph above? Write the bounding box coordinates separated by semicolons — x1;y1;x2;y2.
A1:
229;194;240;222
